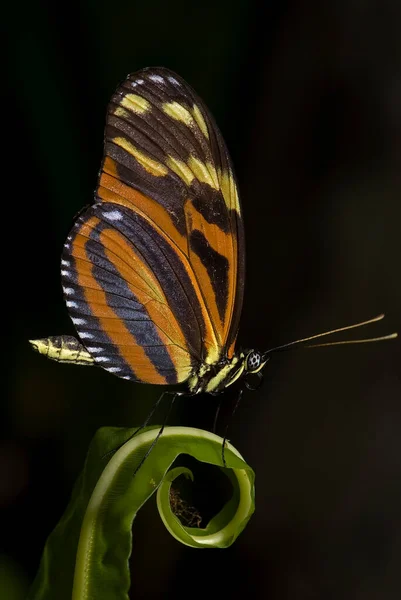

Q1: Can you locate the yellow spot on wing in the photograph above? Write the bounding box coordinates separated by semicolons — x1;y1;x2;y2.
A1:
192;104;209;139
114;106;131;119
113;137;168;177
166;156;195;185
218;169;241;214
163;102;210;141
121;93;150;114
163;101;194;127
187;156;219;189
166;155;220;190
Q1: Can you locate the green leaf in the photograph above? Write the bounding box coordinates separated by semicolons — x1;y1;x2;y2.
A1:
28;426;255;600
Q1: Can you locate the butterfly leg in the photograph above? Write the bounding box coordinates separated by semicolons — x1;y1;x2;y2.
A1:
131;391;181;478
102;389;186;461
212;393;224;434
220;388;244;467
131;389;177;437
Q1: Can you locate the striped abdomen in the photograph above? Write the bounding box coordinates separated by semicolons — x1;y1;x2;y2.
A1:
29;336;94;366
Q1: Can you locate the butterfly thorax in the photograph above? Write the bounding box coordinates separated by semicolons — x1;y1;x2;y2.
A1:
188;349;267;394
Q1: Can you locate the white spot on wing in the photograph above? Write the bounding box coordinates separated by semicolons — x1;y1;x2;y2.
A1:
79;332;94;339
149;74;164;84
86;346;103;353
122;376;131;380
103;210;123;221
61;259;71;266
66;301;79;308
63;287;75;296
72;317;87;325
95;356;111;363
168;76;180;86
106;367;122;373
61;270;71;277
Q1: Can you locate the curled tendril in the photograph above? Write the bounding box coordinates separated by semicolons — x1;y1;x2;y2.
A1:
157;464;255;548
28;426;255;600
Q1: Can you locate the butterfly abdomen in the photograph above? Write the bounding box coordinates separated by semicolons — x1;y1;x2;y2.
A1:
29;336;95;366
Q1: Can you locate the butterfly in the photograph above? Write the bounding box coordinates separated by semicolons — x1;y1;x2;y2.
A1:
30;68;397;400
30;67;265;395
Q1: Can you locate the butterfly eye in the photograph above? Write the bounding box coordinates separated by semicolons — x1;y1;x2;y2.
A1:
246;350;262;373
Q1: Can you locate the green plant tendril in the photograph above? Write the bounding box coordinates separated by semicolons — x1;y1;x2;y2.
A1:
28;426;255;600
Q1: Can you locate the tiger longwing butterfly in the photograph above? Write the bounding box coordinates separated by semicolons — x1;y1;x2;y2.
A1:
30;68;397;395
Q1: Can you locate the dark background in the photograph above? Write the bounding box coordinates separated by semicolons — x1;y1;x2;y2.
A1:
3;1;400;598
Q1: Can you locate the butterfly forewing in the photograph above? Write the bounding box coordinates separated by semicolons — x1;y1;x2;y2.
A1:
62;67;245;384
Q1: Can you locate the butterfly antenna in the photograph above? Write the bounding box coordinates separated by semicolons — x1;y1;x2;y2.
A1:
263;314;397;358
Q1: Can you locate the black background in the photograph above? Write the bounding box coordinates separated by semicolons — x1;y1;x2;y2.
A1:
3;1;401;598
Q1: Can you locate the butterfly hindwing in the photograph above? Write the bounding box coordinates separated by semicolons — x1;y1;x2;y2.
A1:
62;203;199;383
62;67;245;384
